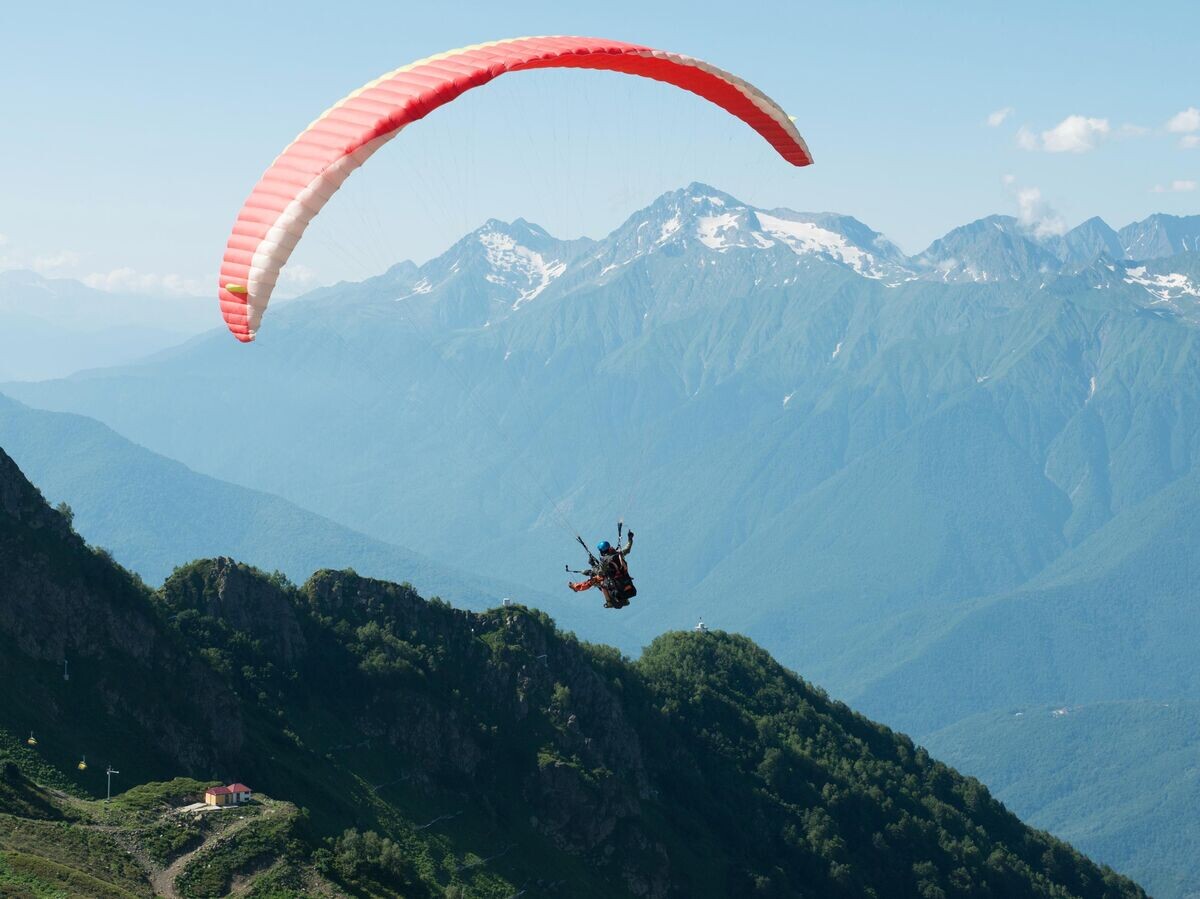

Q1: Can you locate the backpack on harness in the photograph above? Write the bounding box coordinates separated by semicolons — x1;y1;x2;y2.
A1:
600;555;637;608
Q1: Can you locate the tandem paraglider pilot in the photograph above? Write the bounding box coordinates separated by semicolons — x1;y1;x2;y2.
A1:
568;525;636;609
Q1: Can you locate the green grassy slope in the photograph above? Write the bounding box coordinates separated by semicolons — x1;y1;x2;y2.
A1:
0;754;330;899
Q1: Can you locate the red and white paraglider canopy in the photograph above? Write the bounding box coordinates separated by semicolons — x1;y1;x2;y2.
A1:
218;36;813;342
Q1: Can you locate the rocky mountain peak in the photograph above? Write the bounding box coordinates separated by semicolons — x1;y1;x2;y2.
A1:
913;214;1061;282
1055;216;1123;267
1120;213;1200;260
593;183;912;282
367;188;1200;316
161;558;309;666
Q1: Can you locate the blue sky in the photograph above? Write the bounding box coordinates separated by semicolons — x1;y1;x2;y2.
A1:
1;0;1197;296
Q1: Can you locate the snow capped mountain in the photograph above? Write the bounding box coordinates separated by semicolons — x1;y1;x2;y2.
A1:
585;183;912;282
386;183;918;327
595;185;772;263
389;218;593;327
366;186;1200;327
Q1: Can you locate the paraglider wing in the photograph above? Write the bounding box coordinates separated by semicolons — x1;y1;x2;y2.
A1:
218;36;812;342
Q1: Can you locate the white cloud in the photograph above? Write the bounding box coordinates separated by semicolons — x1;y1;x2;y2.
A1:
1166;107;1200;133
83;267;207;296
1180;135;1200;149
0;233;308;299
1015;186;1067;237
987;107;1013;127
1002;177;1067;238
1117;123;1149;138
1016;116;1112;153
273;263;324;298
1150;179;1198;194
0;238;84;277
30;251;83;274
1040;115;1111;153
76;263;325;301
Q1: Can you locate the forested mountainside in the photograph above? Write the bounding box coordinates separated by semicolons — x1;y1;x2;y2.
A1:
0;447;1144;897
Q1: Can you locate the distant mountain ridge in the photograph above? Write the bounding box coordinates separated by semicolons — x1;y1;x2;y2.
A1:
912;211;1200;283
0;270;213;381
372;183;1200;310
3;187;1193;362
1119;213;1200;259
397;184;1200;299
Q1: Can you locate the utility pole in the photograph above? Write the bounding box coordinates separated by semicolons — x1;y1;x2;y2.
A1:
105;766;119;802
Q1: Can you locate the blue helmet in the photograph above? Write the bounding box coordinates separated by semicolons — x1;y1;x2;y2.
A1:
597;540;612;554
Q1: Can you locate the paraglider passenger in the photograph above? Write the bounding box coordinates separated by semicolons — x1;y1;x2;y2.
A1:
569;530;636;608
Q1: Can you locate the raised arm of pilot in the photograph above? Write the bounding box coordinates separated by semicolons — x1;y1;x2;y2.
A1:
620;530;634;556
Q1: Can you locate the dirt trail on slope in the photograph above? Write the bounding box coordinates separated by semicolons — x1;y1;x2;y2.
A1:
151;803;277;899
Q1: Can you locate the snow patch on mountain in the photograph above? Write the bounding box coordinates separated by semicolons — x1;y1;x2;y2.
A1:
1123;266;1200;301
395;277;433;301
658;214;682;244
696;213;741;249
478;228;567;310
757;213;887;278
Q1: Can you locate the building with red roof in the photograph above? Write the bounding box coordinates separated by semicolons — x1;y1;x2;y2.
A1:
204;783;253;807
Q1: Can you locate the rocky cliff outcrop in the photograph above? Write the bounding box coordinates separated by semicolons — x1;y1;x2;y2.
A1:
0;448;242;772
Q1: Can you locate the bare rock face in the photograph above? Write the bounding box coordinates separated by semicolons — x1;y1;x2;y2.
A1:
166;557;308;667
0;448;73;537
